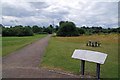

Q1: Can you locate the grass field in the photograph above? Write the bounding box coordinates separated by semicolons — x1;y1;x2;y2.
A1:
2;34;47;56
41;34;118;78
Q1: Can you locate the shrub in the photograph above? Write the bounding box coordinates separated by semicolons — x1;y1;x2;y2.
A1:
57;21;79;36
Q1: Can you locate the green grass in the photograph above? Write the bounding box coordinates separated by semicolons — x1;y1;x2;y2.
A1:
2;34;47;56
41;34;118;78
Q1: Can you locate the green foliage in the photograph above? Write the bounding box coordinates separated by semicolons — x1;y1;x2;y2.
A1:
32;25;42;33
77;27;85;34
43;25;54;34
117;27;120;33
23;26;33;36
57;21;79;36
0;24;3;34
59;21;65;26
1;23;119;37
55;25;59;32
81;26;119;35
2;25;33;36
2;24;55;37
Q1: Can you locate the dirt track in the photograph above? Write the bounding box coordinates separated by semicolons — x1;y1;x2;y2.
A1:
2;35;83;78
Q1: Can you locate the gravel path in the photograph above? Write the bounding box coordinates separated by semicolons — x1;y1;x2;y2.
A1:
2;35;82;78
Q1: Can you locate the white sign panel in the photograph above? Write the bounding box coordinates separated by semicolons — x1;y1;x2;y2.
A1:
72;49;107;64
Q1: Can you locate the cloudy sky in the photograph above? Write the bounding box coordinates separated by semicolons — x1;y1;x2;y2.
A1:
1;0;119;28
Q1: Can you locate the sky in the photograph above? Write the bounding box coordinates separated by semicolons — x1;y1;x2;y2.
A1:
1;0;119;28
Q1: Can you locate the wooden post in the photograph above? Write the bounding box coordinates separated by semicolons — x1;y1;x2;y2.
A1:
81;60;85;75
96;63;100;80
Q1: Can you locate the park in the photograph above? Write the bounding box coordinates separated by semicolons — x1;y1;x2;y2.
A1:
1;21;119;79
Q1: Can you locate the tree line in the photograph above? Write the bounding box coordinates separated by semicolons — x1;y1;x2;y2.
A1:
1;25;55;36
56;21;120;36
0;21;120;37
80;26;120;35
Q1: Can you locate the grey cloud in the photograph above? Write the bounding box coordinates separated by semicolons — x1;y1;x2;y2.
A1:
2;17;4;20
79;2;118;27
46;11;69;19
41;7;70;21
2;19;14;26
89;2;117;17
2;1;118;28
2;3;34;17
29;2;50;9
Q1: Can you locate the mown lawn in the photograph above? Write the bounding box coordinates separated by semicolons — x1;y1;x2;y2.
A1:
41;34;118;78
2;34;47;56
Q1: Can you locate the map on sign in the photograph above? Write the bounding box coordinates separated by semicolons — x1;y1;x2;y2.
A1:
72;49;107;64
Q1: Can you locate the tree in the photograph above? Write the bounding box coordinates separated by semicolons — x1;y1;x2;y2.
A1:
0;24;3;34
59;21;65;26
44;26;53;34
49;24;53;28
23;26;33;36
57;21;79;36
2;25;33;36
55;25;59;32
32;25;42;33
2;27;13;36
77;27;85;34
117;27;120;33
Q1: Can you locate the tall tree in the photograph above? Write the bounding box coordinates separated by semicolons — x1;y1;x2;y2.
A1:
57;21;79;36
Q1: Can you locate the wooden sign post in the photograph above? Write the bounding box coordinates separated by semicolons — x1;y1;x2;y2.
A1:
81;60;85;75
72;49;107;79
96;63;100;79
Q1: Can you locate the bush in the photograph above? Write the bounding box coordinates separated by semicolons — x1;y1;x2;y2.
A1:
57;21;79;36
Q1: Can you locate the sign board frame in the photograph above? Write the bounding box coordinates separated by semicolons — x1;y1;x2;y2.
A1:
71;49;108;79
